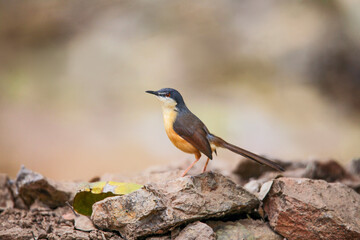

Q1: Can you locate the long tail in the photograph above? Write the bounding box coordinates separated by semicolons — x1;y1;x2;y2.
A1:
209;134;284;172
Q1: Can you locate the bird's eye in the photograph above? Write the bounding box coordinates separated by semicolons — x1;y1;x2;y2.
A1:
165;93;171;97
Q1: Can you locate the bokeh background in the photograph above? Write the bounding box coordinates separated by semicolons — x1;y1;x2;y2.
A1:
1;0;360;180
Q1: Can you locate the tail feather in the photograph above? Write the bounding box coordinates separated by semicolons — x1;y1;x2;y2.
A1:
209;135;284;172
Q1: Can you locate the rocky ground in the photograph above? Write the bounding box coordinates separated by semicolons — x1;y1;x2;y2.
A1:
1;158;360;240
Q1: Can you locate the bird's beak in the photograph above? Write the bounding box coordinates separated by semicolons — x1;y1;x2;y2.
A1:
145;90;159;96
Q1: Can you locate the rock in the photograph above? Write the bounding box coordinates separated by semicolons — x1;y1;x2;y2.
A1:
233;158;292;184
349;158;360;175
243;179;262;195
92;172;259;239
74;215;96;232
15;166;77;208
241;159;360;195
233;158;287;182
302;160;349;182
92;187;166;231
263;177;360;240
342;177;360;194
0;174;14;210
174;221;215;240
207;219;283;240
62;211;76;221
257;180;274;200
235;158;350;184
244;179;275;201
30;198;53;210
9;181;27;209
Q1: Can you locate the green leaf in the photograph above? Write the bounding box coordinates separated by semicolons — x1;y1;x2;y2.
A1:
73;181;143;216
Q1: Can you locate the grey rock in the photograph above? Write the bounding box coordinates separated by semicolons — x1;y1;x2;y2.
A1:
92;172;259;239
15;165;77;208
207;219;283;240
264;177;360;240
174;221;215;240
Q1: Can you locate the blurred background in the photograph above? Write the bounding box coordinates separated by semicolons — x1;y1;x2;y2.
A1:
1;0;360;181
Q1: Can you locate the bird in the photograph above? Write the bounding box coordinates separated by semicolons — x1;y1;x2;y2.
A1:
146;88;284;177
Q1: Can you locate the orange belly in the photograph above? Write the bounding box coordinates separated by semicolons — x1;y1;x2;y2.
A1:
162;107;199;154
166;126;198;154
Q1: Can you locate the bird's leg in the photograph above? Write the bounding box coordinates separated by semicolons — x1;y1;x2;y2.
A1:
202;158;210;173
181;153;201;177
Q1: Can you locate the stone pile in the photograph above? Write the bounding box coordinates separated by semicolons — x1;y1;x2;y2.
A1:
0;158;359;240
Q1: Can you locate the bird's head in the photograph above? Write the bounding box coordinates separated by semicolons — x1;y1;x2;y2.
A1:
146;88;185;109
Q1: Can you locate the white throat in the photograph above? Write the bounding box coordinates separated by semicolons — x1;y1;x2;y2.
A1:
157;96;178;122
157;96;177;111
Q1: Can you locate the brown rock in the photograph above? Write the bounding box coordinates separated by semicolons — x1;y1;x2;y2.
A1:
263;177;360;240
174;221;215;240
0;174;14;210
233;158;288;182
92;172;259;239
302;160;349;182
207;219;283;240
15;165;77;208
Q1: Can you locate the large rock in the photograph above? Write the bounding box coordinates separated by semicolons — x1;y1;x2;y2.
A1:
92;172;259;239
15;166;77;208
263;177;360;240
206;219;283;240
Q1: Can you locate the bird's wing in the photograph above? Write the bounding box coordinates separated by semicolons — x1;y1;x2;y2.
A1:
173;112;213;159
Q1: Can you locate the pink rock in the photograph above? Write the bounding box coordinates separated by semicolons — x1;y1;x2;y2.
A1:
264;177;360;240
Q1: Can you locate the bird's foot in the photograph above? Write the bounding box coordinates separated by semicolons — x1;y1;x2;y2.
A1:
181;157;200;177
202;158;210;173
